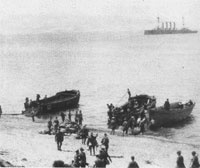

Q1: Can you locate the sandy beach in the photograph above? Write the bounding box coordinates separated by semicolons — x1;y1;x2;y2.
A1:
0;115;199;168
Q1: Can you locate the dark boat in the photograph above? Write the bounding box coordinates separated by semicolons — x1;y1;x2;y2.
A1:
149;101;195;128
23;90;80;116
108;94;195;128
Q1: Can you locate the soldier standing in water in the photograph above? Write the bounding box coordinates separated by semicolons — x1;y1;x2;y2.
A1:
0;105;2;118
68;110;71;121
31;107;35;122
79;110;83;125
75;110;79;123
47;117;53;134
60;112;66;122
54;117;59;133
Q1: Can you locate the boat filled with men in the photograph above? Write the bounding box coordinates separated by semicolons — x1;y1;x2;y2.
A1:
107;89;195;134
22;90;80;116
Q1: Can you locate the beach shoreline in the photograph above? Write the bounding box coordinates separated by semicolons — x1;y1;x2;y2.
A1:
0;115;199;168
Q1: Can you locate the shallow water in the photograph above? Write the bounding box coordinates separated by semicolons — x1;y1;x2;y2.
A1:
0;32;200;145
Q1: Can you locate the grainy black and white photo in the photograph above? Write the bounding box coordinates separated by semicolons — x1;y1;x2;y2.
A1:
0;0;199;167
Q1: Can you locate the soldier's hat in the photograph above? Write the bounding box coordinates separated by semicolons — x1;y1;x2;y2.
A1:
192;151;196;155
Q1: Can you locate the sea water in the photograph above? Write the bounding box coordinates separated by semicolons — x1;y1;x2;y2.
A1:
0;32;200;146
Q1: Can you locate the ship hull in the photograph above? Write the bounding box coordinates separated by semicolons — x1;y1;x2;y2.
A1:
144;29;198;35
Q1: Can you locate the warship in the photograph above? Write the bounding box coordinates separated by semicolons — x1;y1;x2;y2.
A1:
144;17;198;35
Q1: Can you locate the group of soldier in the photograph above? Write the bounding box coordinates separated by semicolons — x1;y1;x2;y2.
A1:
176;151;200;168
50;114;142;168
45;110;84;151
52;129;116;168
107;99;149;136
78;129;112;167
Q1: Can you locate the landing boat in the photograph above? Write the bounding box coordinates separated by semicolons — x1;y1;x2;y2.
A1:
22;90;80;116
108;94;195;128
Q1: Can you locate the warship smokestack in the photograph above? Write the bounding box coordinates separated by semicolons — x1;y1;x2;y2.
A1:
165;22;168;30
173;22;176;30
170;22;173;30
157;17;160;29
182;17;185;28
162;22;164;30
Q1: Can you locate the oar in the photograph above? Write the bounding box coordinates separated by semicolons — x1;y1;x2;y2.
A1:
2;113;23;116
115;92;128;106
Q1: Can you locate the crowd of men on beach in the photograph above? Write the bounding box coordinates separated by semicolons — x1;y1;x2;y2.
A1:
47;110;83;135
52;127;141;168
22;91;199;168
42;109;140;168
50;111;115;168
107;89;155;136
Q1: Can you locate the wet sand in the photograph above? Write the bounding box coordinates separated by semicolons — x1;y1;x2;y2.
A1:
0;115;199;168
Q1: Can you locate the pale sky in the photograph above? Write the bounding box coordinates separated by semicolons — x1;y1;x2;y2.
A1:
0;0;199;34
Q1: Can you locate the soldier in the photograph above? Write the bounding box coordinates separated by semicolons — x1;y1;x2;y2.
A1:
101;133;109;152
139;115;147;134
31;107;35;122
68;110;71;121
55;129;64;151
190;151;200;168
110;117;116;135
36;94;40;102
24;97;29;110
0;105;2;118
127;116;136;135
54;117;59;133
122;119;128;136
164;99;170;110
80;125;89;145
60;112;66;122
79;148;87;168
73;150;80;167
79;110;83;125
176;151;185;168
99;146;112;168
127;156;139;168
75;111;79;123
87;132;98;156
127;88;131;99
94;155;105;168
47;117;53;134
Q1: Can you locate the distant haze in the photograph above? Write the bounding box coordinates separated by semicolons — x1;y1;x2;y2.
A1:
0;0;199;34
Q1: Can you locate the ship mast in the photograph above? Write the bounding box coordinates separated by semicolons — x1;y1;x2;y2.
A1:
157;17;160;29
182;17;185;28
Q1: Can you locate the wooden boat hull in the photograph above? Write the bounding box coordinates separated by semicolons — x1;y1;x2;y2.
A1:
23;90;80;116
149;102;195;127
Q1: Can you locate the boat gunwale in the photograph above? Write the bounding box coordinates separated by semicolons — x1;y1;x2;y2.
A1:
43;91;80;105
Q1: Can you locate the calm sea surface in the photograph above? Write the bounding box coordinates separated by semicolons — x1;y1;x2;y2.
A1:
0;33;200;145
